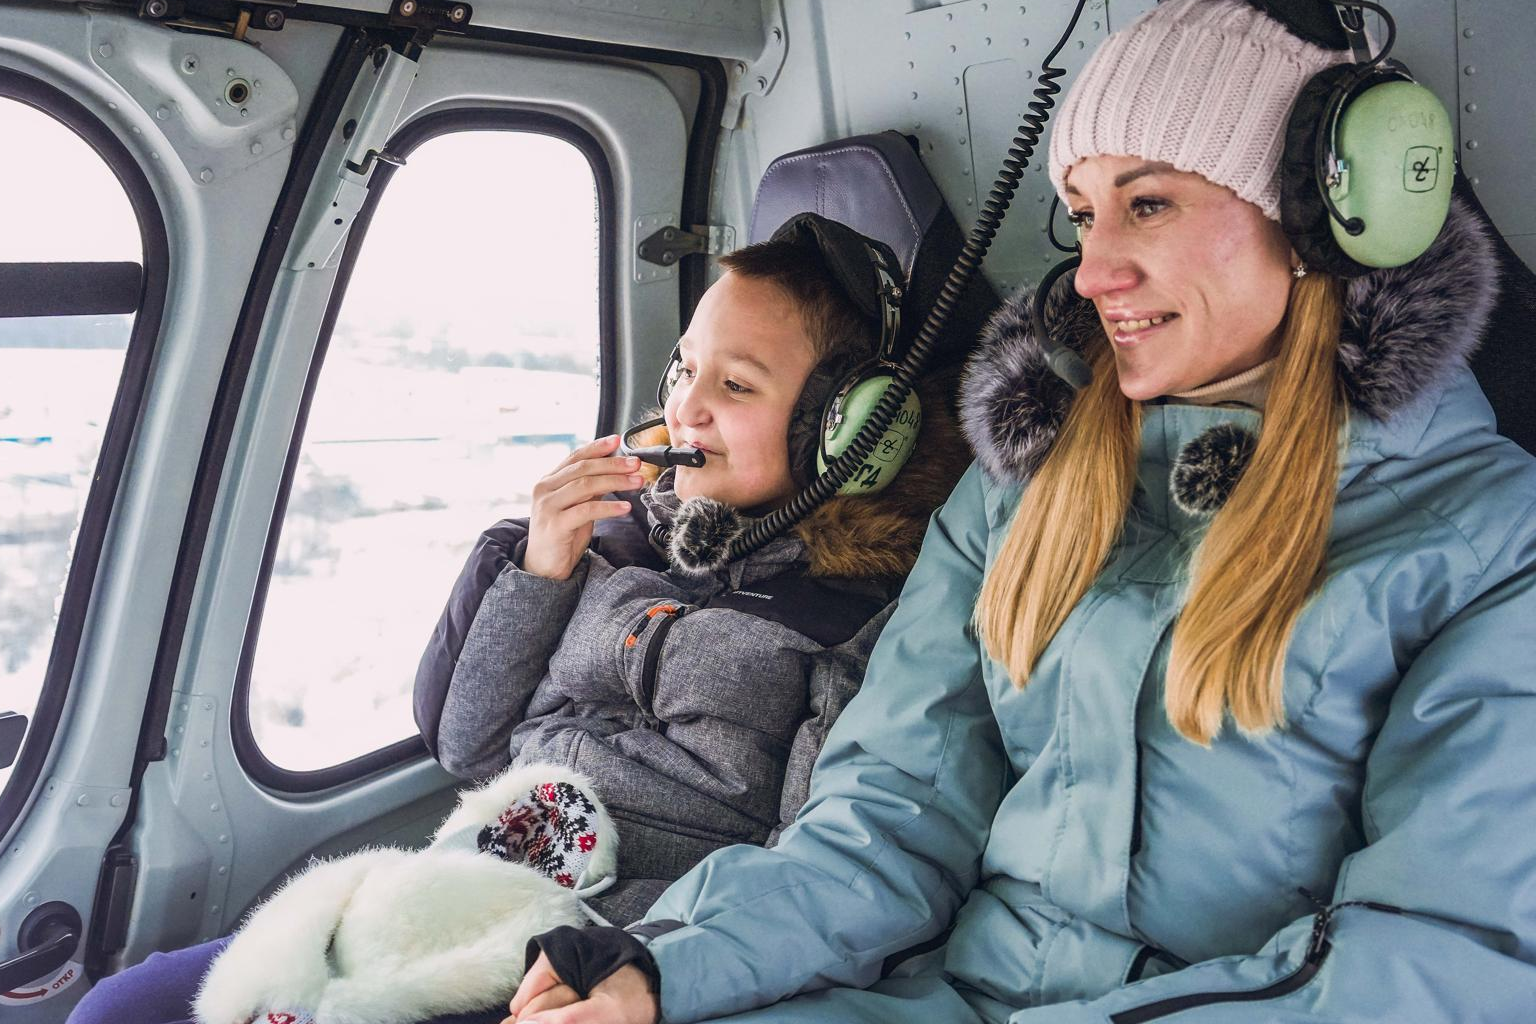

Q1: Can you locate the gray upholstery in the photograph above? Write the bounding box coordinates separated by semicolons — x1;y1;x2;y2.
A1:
749;132;944;276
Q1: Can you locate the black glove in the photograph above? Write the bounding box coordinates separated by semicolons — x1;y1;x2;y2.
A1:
525;925;661;1001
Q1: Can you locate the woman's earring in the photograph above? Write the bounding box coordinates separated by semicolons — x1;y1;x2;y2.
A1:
1292;261;1308;280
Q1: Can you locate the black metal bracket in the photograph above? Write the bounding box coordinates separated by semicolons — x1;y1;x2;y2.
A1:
388;0;473;45
132;0;296;36
638;225;712;267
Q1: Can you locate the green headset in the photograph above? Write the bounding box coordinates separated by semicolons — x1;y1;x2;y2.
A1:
654;213;921;497
1272;0;1454;275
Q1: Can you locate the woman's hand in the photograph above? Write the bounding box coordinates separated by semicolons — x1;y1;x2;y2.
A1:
523;435;642;581
505;953;659;1024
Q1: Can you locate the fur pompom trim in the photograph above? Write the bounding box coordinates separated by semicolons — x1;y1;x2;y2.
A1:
1171;423;1259;517
667;496;747;576
959;268;1099;484
1337;196;1499;420
961;197;1499;486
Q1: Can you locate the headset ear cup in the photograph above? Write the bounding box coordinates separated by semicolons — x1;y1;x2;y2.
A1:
1280;64;1375;279
817;373;921;497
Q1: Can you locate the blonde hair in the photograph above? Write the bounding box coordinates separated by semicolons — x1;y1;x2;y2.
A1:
975;274;1346;745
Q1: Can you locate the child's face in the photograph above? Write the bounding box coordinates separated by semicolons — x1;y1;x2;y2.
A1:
664;271;819;510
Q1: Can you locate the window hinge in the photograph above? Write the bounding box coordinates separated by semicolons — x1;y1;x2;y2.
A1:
637;224;736;268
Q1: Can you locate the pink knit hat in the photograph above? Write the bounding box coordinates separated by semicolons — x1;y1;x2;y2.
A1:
1047;0;1349;221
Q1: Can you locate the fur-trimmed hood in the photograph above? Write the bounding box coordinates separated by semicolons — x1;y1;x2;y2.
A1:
635;371;971;579
960;197;1500;489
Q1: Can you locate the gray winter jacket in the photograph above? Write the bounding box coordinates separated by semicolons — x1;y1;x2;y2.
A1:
416;391;970;923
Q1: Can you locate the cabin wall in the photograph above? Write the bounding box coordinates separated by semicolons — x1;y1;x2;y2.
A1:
716;0;1535;297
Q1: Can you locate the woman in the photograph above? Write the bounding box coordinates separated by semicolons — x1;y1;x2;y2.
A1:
508;2;1536;1021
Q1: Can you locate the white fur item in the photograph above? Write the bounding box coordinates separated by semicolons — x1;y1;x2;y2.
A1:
194;764;616;1024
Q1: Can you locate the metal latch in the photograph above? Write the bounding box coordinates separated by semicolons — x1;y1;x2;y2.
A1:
637;224;735;267
289;47;419;271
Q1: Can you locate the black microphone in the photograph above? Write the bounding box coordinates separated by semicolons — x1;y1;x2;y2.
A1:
618;416;706;468
1031;255;1092;391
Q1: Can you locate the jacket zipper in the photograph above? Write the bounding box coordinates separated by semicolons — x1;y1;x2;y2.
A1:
1108;899;1402;1023
637;606;685;720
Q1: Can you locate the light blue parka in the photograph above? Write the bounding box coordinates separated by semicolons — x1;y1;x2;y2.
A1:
631;199;1536;1022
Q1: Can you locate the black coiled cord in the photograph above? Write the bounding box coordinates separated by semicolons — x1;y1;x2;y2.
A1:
725;0;1093;563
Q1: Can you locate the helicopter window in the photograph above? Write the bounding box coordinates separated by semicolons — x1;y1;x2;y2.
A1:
244;128;603;773
0;94;143;797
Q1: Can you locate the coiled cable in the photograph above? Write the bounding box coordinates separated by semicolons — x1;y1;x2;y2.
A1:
725;0;1093;562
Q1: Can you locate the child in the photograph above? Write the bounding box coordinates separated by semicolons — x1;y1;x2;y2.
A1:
414;214;972;926
66;215;973;1024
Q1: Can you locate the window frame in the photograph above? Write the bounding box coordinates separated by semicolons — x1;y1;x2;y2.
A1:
0;68;170;836
232;107;617;792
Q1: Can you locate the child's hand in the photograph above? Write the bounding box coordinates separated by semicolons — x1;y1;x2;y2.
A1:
523;435;642;581
506;953;658;1024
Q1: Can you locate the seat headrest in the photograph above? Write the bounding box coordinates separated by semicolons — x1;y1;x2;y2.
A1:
1460;173;1536;456
750;132;942;276
750;132;999;376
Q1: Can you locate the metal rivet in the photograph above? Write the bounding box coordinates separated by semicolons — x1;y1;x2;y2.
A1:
181;703;189;712
251;142;263;156
25;892;38;905
180;54;198;75
203;772;213;781
1466;139;1479;150
1464;65;1476;75
771;26;782;42
400;0;418;14
1463;27;1475;38
218;866;228;875
755;76;768;91
111;794;125;807
282;126;296;141
949;44;957;53
218;834;229;844
904;31;911;40
986;37;992;46
959;136;967;145
945;11;953;20
200;739;210;747
76;795;89;807
1022;37;1030;47
156;106;170;120
911;91;919;100
97;43;113;58
1465;102;1478;113
200;168;215;182
210;803;220;812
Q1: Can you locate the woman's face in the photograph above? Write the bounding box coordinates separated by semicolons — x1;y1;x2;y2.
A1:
663;270;818;509
1064;156;1297;401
